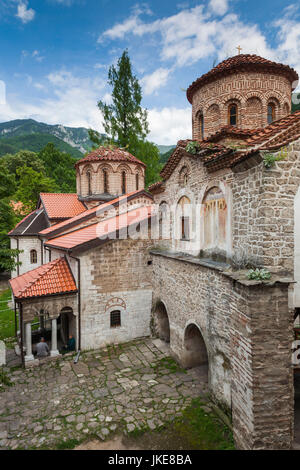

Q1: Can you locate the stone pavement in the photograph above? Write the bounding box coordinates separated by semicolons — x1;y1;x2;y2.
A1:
0;338;208;450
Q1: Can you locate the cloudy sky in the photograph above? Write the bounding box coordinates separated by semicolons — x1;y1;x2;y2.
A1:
0;0;299;144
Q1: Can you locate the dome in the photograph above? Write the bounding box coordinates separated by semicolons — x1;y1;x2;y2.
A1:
75;146;146;168
187;54;299;104
75;146;146;207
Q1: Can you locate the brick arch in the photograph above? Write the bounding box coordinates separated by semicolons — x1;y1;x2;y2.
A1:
263;91;283;106
283;101;291;116
244;90;265;102
222;93;245;106
203;98;222;113
134;165;144;176
193;108;205;140
96;162;114;173
79;163;96;176
206;103;221;135
116;163;133;175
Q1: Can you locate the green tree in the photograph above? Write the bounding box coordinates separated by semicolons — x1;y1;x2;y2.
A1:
91;50;148;148
15;166;58;212
0;150;45;179
0;167;21;272
38;143;76;193
91;50;161;185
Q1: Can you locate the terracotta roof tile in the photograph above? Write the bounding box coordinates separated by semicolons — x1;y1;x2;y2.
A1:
187;54;298;103
10;257;77;300
148;181;165;194
46;206;154;252
75;146;146;168
39;190;153;238
40;193;86;220
245;111;300;148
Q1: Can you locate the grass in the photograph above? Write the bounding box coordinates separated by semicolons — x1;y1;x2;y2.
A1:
0;367;13;388
0;289;16;346
125;397;235;450
152;356;187;375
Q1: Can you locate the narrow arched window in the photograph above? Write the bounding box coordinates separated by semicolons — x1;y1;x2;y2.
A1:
178;196;191;241
122;171;126;194
110;310;121;328
136;174;139;191
86;170;92;196
267;103;276;124
30;250;37;264
200;115;204;140
103;169;108;193
228;105;238;126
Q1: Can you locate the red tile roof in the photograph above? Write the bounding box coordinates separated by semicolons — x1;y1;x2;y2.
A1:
148;181;165;194
39;190;153;238
205;126;258;143
75;146;146;168
10;258;77;300
187;54;299;103
39;193;86;220
46;206;154;252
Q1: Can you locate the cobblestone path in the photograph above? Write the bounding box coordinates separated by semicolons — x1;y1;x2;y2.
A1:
0;338;208;450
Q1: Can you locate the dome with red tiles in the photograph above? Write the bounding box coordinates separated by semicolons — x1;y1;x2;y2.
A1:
187;54;299;104
75;146;146;168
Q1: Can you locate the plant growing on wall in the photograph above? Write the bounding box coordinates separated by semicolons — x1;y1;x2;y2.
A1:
185;141;201;154
247;268;271;281
263;147;288;168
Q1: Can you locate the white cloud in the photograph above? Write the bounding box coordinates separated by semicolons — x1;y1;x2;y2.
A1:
99;5;275;67
209;0;228;16
16;1;35;23
148;107;191;144
141;68;171;95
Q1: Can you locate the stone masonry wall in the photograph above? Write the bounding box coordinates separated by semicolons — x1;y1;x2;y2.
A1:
151;252;294;449
79;237;154;350
11;236;43;278
192;71;292;139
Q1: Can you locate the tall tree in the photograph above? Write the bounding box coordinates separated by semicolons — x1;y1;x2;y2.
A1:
91;50;149;148
38;143;76;193
90;50;161;186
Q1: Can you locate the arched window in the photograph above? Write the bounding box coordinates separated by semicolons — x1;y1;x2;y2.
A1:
228;104;238;126
178;196;191;241
159;202;169;240
267;103;276;124
103;169;108;193
136;173;139;191
122;171;126;194
30;250;37;264
110;310;121;328
179;166;189;187
200;114;204;140
86;170;92;196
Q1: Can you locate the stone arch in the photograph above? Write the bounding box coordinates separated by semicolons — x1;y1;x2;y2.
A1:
177;195;192;241
182;322;209;370
178;165;190;187
158;200;170;240
58;307;76;346
202;185;227;255
153;301;170;343
246;96;263;128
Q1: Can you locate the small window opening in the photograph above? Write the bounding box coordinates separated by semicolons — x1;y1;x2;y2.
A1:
110;310;121;328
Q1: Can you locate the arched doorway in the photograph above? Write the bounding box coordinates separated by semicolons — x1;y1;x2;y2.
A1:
183;323;209;372
154;302;170;343
58;307;76;346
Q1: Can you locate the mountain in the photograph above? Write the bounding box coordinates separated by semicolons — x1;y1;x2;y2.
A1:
157;144;175;155
0;119;96;154
0;118;175;159
0;133;84;159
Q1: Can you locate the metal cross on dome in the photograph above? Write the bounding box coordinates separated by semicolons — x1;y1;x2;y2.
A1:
237;45;243;55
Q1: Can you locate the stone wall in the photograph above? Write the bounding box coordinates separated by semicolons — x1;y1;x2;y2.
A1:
192;71;292;139
79;237;154;350
151;251;294;449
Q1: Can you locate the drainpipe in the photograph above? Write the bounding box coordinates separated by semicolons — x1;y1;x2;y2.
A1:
68;252;81;352
19;302;25;368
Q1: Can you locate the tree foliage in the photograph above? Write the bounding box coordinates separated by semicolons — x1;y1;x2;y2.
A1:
15;166;58;212
91;50;161;186
38;143;76;193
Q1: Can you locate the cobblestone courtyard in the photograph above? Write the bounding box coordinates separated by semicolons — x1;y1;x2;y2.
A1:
0;338;209;450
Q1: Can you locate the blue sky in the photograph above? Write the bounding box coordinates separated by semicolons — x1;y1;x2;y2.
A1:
0;0;299;144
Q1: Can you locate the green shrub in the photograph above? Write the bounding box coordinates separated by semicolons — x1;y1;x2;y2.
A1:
185;141;201;155
247;268;271;281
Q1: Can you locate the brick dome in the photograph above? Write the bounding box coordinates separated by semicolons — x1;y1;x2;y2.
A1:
76;146;145;207
188;54;299;141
